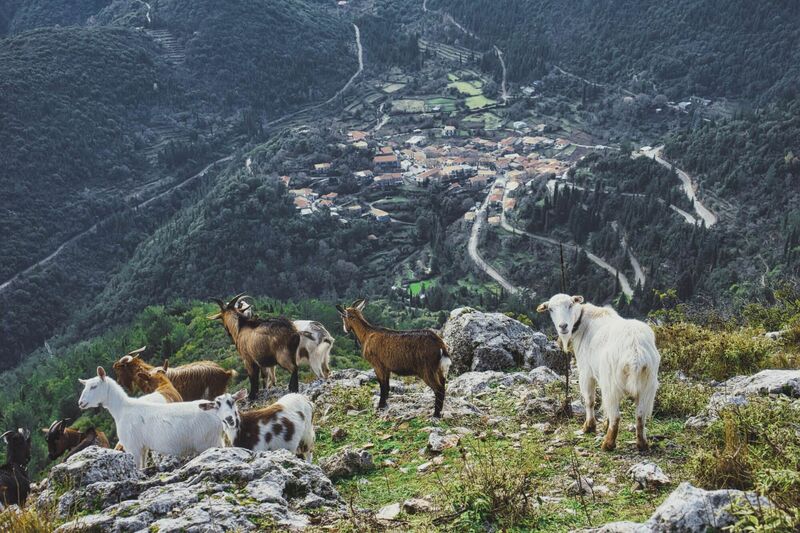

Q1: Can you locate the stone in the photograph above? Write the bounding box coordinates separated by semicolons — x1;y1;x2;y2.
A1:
586;482;770;532
331;427;347;442
448;366;561;397
628;461;670;490
687;369;800;428
416;461;433;473
427;431;460;453
49;446;141;488
443;307;566;374
319;446;374;480
376;502;401;521
567;476;594;495
403;497;434;514
53;448;343;532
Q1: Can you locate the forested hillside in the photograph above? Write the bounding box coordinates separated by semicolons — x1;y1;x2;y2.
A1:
664;98;800;283
433;0;800;102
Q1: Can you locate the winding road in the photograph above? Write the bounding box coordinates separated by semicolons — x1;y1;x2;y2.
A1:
0;23;366;296
494;45;509;103
467;191;520;294
500;184;634;298
639;146;717;227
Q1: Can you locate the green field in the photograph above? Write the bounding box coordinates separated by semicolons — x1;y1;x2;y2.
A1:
383;82;406;93
464;111;504;130
392;99;426;112
425;97;458;112
466;94;496;109
408;279;434;296
448;80;483;96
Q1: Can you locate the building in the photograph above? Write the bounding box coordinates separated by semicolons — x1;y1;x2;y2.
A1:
415;168;441;186
370;207;391;222
406;134;427;147
374;173;403;188
373;154;400;172
314;162;332;174
442;125;456;137
464;211;476;222
348;130;368;142
488;215;501;225
294;197;311;209
467;175;489;189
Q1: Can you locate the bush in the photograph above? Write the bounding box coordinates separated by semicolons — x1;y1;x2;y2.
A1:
688;398;800;530
655;322;776;380
654;378;711;418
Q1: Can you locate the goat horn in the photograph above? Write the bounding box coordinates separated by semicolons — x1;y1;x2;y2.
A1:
0;430;14;441
119;355;133;364
211;297;225;309
47;420;61;433
126;346;147;356
226;292;247;309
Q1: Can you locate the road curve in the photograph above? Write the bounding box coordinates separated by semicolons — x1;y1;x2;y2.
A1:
500;186;633;298
467;191;520;294
0;156;233;295
640;146;717;227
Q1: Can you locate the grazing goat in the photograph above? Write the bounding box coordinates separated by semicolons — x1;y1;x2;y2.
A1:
0;428;31;509
335;299;451;418
537;294;660;451
42;419;110;461
134;361;183;403
113;347;235;400
201;390;315;462
209;293;301;399
78;367;225;468
236;300;334;384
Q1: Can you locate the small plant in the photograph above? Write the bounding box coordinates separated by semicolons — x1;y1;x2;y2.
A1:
654;378;711;418
0;501;59;533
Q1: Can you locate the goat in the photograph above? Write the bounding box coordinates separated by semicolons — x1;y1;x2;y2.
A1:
209;293;302;399
236;300;333;384
537;294;660;451
200;390;315;462
41;419;110;461
135;361;183;403
335;299;451;418
0;428;31;509
78;367;225;468
113;347;236;400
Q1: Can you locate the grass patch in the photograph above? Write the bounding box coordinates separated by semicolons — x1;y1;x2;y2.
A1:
448;80;483;96
408;280;434;297
465;95;496;110
392;99;426;113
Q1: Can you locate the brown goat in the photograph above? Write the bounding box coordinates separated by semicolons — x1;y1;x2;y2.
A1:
113;347;236;401
41;419;110;461
335;299;451;417
134;362;183;403
209;293;301;399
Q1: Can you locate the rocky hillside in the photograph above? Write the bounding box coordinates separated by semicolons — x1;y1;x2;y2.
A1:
3;306;799;531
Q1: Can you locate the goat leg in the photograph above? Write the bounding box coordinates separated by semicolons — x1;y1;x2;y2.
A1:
377;373;390;410
289;367;299;393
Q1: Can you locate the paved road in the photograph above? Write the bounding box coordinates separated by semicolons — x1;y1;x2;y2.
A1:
0;156;233;294
500;186;633;298
640;146;718;227
1;23;366;295
467;190;520;294
494;46;509;103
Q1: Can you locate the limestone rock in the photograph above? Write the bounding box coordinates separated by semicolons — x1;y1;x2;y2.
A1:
319;446;374;480
628;461;670;490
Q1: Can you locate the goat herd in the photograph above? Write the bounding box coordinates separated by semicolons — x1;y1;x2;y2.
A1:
1;293;661;512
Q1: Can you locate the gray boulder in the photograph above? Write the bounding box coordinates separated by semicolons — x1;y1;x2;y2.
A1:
51;448;342;532
628;461;670;490
586;482;769;532
687;369;800;428
49;446;141;488
447;366;560;397
319;446;374;480
442;307;564;374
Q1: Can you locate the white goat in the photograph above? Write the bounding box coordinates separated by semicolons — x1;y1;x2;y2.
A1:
537;294;660;451
78;367;225;468
235;300;334;384
201;390;315;462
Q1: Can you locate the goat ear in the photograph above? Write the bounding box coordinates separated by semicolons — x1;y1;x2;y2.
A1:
232;389;248;402
162;359;169;371
572;295;584;304
352;299;367;311
78;378;87;385
21;428;30;440
207;313;222;320
97;366;107;380
198;401;216;411
536;303;549;313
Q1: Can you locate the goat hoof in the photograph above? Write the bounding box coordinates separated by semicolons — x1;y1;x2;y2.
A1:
600;440;616;451
637;440;649;452
582;421;596;434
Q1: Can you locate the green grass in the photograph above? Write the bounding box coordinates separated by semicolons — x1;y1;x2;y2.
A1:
382;83;406;93
408;280;434;296
465;94;496;110
425;97;458;112
448;80;483;96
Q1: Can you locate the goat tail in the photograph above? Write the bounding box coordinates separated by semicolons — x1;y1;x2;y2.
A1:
626;353;659;421
228;368;238;379
439;347;452;378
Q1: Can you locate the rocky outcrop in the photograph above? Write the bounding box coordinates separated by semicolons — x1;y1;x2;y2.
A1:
442;307;564;374
319;446;374;480
40;446;343;532
686;369;800;428
589;482;769;532
447;366;561;397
